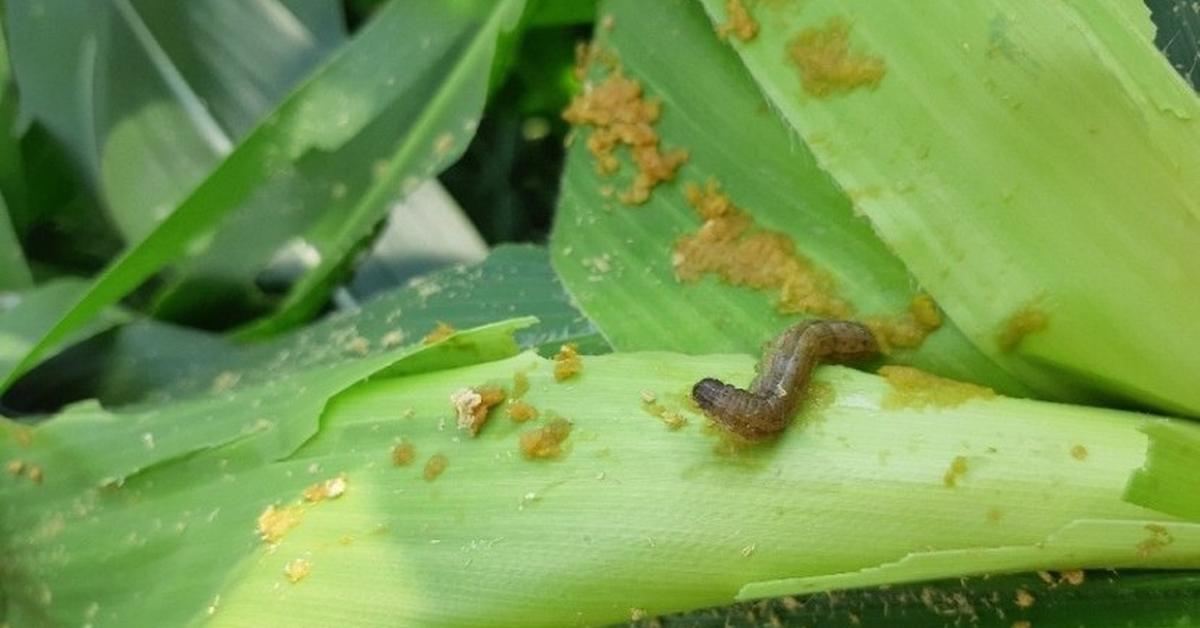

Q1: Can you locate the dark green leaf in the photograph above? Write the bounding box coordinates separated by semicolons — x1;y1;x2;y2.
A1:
1148;0;1200;90
0;280;128;391
643;570;1200;628
5;0;345;242
6;245;604;409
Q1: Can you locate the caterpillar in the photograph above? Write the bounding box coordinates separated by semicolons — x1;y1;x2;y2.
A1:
692;320;879;440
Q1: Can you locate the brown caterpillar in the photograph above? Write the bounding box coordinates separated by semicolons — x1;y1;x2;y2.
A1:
692;320;879;440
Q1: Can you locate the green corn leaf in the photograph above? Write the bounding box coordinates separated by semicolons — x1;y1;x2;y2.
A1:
0;280;128;388
4;321;1198;626
5;244;604;408
699;0;1200;416
1124;418;1200;521
0;0;523;394
0;192;31;291
0;23;31;290
5;0;345;243
221;0;527;338
550;0;1033;398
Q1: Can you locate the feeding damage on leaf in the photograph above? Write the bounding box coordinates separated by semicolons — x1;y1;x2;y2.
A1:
786;17;886;97
879;365;996;410
716;0;759;42
674;179;943;352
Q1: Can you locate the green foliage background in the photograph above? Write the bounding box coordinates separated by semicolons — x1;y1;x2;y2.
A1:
1;0;1199;626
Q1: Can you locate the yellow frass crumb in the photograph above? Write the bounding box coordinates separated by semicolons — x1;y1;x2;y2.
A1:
866;293;943;352
433;132;454;157
391;441;415;466
211;371;241;394
257;505;303;544
512;370;530;399
26;465;43;484
5;459;23;475
879;365;996;410
519;418;573;459
1136;523;1174;557
674;180;851;317
9;425;33;448
717;0;759;42
553;344;583;381
1014;588;1035;608
380;330;405;348
506;400;539;422
422;321;457;345
451;386;507;436
942;455;969;488
423;454;448;481
284;558;311;583
642;397;688;430
562;70;688;205
1012;621;1031;628
1061;569;1085;586
787;17;886;97
302;475;347;503
997;306;1048;352
1070;444;1088;461
343;335;369;356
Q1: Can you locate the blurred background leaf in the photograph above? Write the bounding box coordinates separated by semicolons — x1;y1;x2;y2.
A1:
5;0;346;243
219;0;527;338
0;0;528;392
0;279;128;393
0;194;28;291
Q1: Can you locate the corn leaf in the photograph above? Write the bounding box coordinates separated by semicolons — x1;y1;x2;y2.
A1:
0;192;30;291
550;0;1033;398
0;0;523;393
0;280;128;388
1124;418;1200;521
5;0;345;242
0;24;31;290
4;322;1198;626
220;0;526;337
6;245;604;409
700;0;1200;416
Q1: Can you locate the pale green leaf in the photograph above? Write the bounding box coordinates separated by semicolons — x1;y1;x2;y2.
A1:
3;325;1196;625
222;0;527;337
550;0;1032;397
0;0;519;393
0;280;128;388
1124;418;1200;521
700;0;1200;415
